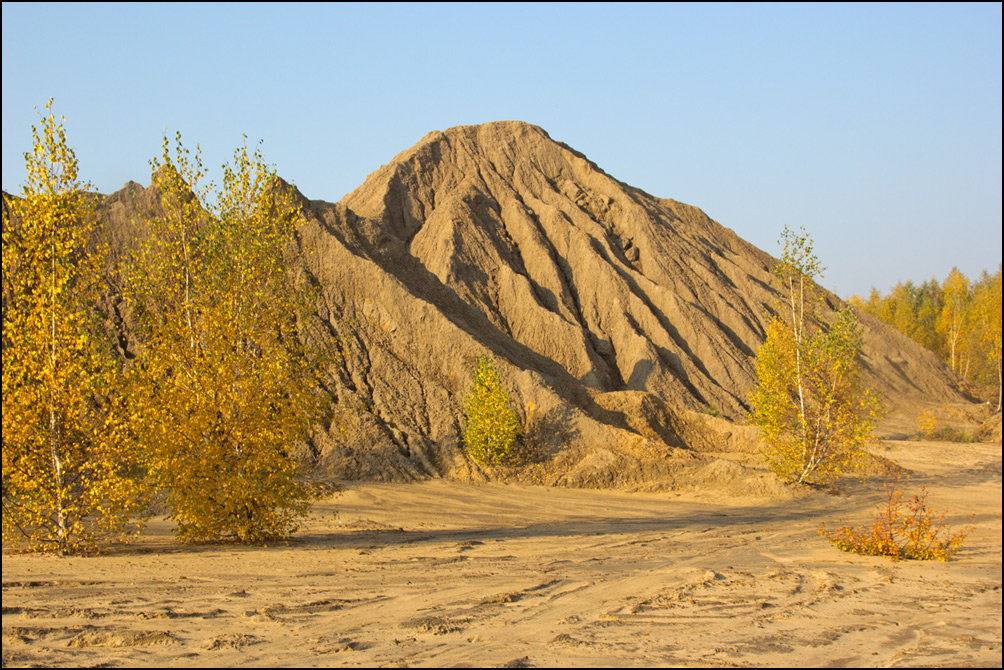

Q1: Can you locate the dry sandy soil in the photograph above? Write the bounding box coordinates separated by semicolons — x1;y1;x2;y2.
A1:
3;438;1001;668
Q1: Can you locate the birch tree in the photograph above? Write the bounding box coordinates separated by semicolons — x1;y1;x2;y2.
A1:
972;269;1002;412
938;268;971;375
749;225;881;485
125;134;326;543
2;101;145;553
462;354;520;465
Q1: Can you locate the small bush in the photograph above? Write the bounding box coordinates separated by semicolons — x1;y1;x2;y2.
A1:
917;409;977;442
819;480;971;561
923;426;977;442
462;355;520;465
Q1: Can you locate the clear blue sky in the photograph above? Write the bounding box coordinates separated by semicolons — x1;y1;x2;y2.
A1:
3;2;1000;297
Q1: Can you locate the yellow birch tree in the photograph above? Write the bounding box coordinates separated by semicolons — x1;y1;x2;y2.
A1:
462;354;520;465
2;101;146;553
972;268;1002;412
124;134;326;543
749;225;881;485
938;268;971;375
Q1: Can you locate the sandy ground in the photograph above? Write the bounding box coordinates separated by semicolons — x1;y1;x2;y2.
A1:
3;439;1001;668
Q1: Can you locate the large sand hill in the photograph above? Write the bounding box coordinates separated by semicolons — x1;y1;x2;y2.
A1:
3;436;1000;668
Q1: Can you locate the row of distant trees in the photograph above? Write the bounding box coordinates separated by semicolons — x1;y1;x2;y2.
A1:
849;268;1002;411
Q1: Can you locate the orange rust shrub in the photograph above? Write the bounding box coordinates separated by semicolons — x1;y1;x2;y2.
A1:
819;480;972;561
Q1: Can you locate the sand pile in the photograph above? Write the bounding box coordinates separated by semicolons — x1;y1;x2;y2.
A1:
29;121;970;493
284;121;967;487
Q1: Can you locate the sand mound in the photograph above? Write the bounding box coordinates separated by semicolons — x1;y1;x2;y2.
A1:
286;121;967;487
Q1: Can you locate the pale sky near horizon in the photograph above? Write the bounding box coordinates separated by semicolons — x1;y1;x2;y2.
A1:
2;2;1001;297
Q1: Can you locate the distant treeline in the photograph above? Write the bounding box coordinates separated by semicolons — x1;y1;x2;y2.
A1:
849;266;1002;410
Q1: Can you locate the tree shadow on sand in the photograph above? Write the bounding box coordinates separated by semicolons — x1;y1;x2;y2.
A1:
516;404;581;465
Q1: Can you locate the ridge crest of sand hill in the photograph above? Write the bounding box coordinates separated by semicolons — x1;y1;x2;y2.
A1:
36;120;973;492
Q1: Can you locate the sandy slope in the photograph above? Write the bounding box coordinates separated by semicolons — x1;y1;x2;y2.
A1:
3;439;1001;668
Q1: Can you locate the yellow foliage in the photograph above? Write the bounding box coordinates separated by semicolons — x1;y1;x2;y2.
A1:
819;479;971;561
749;226;881;486
462;355;520;465
916;407;976;442
124;133;327;543
2;100;147;554
851;266;1002;410
917;408;940;437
